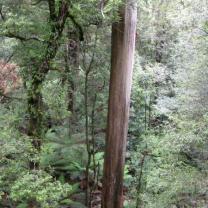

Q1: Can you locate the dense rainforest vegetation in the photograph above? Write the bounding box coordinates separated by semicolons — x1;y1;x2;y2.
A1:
0;0;208;207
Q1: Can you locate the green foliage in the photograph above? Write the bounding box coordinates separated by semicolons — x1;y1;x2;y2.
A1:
126;1;208;207
10;170;72;208
1;0;208;207
43;76;70;120
42;129;88;175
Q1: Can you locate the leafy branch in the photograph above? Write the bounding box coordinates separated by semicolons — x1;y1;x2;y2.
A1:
0;32;46;43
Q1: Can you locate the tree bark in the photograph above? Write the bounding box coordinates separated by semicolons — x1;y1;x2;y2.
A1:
27;69;45;169
64;29;80;132
102;1;137;208
67;31;80;117
27;0;70;168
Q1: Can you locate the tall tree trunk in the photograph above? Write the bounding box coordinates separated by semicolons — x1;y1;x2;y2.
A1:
84;71;91;207
67;31;80;114
102;1;137;208
64;29;80;133
27;0;70;168
28;80;43;151
27;70;45;169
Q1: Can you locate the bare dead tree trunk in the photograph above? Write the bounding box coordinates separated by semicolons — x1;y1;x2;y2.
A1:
102;1;137;208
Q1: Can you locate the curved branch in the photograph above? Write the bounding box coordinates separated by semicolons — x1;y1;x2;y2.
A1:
1;32;47;43
68;13;84;41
